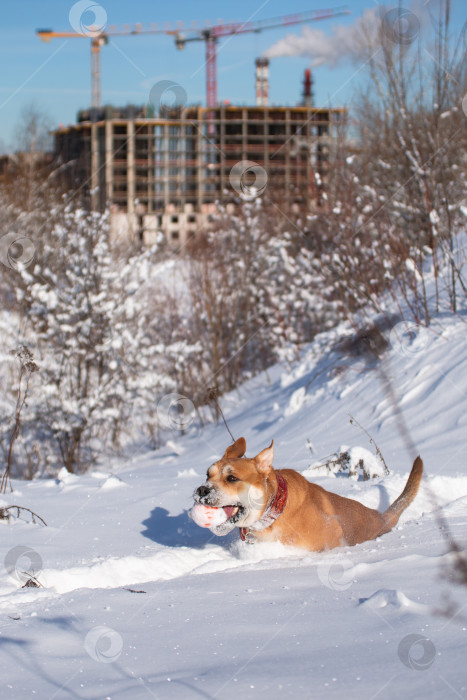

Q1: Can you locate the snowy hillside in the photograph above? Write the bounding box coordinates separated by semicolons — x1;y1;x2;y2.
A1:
1;266;467;699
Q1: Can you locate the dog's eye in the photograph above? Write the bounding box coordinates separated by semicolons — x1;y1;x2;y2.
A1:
226;475;239;483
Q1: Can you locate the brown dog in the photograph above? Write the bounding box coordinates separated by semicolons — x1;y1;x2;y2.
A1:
193;437;423;550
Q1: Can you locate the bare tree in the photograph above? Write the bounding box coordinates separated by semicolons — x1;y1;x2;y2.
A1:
14;102;52;154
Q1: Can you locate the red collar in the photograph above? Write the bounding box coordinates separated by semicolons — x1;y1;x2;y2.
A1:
240;473;288;542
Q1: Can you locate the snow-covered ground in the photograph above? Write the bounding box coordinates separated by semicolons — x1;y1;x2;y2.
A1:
1;269;467;699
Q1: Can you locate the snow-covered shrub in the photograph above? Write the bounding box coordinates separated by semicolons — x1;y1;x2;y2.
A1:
185;201;336;394
306;3;467;327
309;446;388;481
3;189;341;475
3;206;200;474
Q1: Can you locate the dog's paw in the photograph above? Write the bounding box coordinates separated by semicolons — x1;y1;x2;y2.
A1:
242;530;257;544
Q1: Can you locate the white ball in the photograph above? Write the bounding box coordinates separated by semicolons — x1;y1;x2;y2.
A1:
190;503;228;528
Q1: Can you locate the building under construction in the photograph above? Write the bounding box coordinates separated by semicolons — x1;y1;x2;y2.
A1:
54;66;345;245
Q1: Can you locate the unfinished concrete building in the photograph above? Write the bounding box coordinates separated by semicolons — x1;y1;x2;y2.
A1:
54;103;345;246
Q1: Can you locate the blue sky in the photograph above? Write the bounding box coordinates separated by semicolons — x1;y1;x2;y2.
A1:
0;0;465;151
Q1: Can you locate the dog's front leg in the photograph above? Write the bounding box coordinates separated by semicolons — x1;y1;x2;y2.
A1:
240;528;258;544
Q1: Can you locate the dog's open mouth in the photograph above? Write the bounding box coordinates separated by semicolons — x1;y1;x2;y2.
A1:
223;505;246;522
191;501;247;534
223;505;238;519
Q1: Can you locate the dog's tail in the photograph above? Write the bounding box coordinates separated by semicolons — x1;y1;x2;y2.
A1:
380;456;423;534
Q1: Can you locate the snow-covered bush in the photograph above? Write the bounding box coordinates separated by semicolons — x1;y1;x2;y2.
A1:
2;206;200;474
2;192;340;476
306;2;467;327
309;446;388;481
185;201;337;394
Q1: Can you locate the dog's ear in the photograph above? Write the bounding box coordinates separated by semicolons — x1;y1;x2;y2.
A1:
224;437;246;459
254;440;274;475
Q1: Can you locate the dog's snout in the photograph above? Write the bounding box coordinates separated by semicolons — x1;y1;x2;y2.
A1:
196;484;211;499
